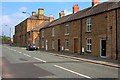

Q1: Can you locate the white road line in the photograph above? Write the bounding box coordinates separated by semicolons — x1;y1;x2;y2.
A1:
18;51;22;53
25;54;31;57
13;50;16;51
54;65;91;79
23;54;27;56
33;57;46;63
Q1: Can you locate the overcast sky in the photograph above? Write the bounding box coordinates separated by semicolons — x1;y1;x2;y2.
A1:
1;0;108;37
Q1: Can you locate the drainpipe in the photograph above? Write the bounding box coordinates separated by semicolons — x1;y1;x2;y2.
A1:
80;19;82;55
115;9;118;60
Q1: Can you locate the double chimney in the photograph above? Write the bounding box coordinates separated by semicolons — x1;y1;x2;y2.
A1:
73;4;79;13
31;8;44;19
59;4;80;18
59;11;65;18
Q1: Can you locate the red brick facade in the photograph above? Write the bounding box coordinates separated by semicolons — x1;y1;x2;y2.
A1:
39;2;120;59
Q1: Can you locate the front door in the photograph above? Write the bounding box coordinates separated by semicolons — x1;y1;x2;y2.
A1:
74;38;78;53
46;40;48;50
101;39;106;57
58;39;60;51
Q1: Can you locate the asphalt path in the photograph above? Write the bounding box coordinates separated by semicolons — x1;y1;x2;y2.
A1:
1;45;118;79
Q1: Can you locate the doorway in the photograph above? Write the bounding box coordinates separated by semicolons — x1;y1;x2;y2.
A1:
58;39;60;51
100;39;106;58
74;38;78;53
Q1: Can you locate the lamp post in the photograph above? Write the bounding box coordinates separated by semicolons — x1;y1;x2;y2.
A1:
22;12;32;44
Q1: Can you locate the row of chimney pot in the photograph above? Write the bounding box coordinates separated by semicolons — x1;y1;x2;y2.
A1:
31;0;101;22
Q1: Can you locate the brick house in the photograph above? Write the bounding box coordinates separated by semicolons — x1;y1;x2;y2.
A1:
13;8;49;47
39;1;120;59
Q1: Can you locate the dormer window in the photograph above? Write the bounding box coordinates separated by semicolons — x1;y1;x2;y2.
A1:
86;17;91;32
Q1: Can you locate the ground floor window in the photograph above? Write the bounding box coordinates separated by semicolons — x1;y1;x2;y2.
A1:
52;39;55;49
86;38;91;52
42;40;44;48
65;39;69;50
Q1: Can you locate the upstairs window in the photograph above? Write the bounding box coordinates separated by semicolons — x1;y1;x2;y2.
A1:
86;17;91;32
65;24;69;35
86;38;92;52
52;28;55;36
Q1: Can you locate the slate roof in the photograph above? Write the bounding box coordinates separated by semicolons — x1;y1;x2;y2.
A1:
40;1;120;30
28;14;49;20
31;21;50;31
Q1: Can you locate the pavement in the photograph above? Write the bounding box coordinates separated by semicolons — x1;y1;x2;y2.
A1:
41;50;120;68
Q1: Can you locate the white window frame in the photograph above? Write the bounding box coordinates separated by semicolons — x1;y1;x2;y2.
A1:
86;17;91;32
65;24;69;35
86;38;92;52
42;40;44;48
65;39;69;50
52;28;55;37
52;39;55;49
41;30;44;38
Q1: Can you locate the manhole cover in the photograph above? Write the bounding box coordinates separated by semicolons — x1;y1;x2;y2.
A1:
19;58;28;61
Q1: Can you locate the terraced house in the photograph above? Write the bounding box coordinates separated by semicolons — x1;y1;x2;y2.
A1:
39;0;120;60
14;8;49;47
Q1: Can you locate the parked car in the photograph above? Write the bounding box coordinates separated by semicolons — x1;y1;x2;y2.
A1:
26;44;39;50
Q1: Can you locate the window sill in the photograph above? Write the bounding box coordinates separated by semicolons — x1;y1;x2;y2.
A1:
65;49;69;51
65;34;69;36
86;50;92;53
86;31;91;33
52;35;55;37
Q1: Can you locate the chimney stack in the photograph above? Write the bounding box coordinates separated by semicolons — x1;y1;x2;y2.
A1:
92;0;100;6
38;8;44;19
59;11;65;18
49;15;54;22
32;12;36;16
73;4;79;13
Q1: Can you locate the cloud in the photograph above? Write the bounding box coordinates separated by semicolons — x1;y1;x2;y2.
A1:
18;7;27;12
1;6;28;37
64;10;72;15
0;15;12;25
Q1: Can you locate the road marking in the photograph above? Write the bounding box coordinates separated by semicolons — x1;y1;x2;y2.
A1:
54;65;91;79
18;51;22;53
13;50;16;52
33;57;46;63
25;54;31;57
23;54;27;56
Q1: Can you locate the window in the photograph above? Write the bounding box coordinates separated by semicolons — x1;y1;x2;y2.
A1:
65;39;69;50
52;39;55;49
65;24;69;35
86;38;92;52
86;17;91;32
41;30;44;38
52;28;55;36
42;40;44;48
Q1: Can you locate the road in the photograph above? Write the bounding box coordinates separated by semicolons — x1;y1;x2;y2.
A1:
1;45;118;79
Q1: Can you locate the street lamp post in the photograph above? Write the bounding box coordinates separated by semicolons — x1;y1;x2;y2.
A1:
22;12;32;44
